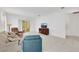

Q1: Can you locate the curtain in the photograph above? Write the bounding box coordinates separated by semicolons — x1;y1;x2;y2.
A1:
22;20;30;32
0;10;7;32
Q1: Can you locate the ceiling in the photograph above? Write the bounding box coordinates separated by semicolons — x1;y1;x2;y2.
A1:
1;7;79;17
1;7;59;16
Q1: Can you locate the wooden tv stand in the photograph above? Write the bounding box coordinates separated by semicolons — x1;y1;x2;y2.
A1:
39;28;49;35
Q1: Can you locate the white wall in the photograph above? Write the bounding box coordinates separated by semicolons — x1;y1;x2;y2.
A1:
5;11;66;38
6;13;19;32
30;19;36;32
6;13;28;32
66;14;79;36
5;10;67;38
34;12;66;38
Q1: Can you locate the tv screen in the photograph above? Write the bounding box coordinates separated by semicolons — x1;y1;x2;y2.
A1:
41;23;47;28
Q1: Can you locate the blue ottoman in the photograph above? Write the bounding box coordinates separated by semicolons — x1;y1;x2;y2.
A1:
23;35;42;52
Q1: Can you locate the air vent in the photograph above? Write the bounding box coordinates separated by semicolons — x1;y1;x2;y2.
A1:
72;11;79;14
60;7;64;9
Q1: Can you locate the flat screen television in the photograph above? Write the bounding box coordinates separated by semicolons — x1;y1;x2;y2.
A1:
41;23;47;28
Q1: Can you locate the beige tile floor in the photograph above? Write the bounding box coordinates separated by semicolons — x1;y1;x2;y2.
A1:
42;35;79;52
3;34;79;52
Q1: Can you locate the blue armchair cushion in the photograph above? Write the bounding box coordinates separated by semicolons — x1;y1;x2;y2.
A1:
24;35;41;40
23;35;42;52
